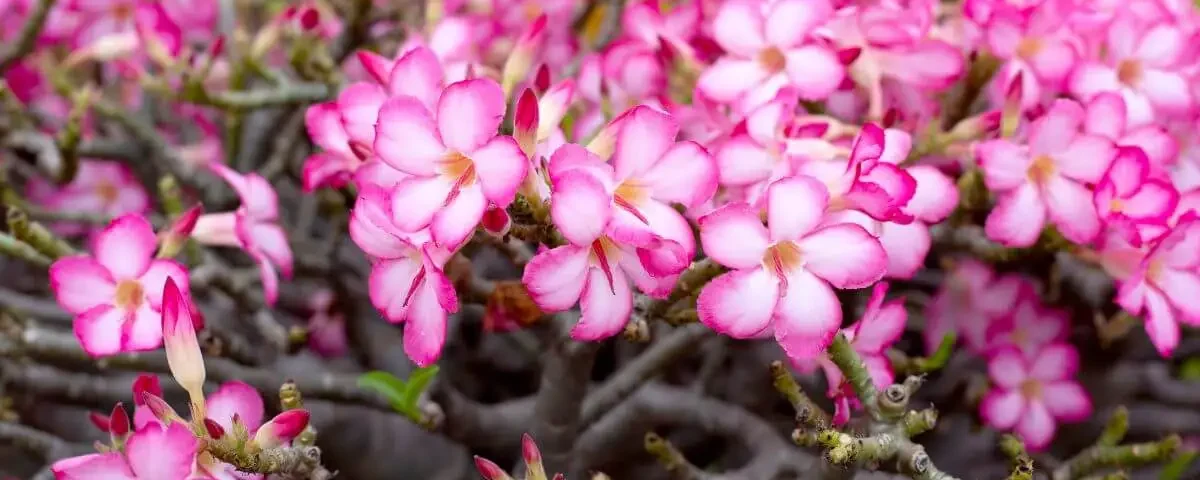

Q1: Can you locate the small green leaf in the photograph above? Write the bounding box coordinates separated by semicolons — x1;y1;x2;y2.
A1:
400;365;440;413
1179;358;1200;381
357;370;408;410
1160;450;1197;480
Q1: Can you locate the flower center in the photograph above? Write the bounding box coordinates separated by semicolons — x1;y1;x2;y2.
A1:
614;180;650;224
758;47;787;74
95;180;120;205
1027;154;1056;183
588;237;619;294
762;241;803;290
1010;327;1028;346
111;2;133;20
1019;379;1042;399
440;151;478;206
1117;59;1142;86
348;140;372;160
1109;198;1124;213
1015;37;1043;60
523;1;542;21
114;280;144;311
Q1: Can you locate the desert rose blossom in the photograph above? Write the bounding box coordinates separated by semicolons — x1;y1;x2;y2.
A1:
349;187;458;366
192;164;293;305
696;175;887;360
979;1;1081;110
799;282;905;425
697;0;845;110
620;0;702;55
374;78;528;250
1083;92;1179;169
981;343;1093;451
984;285;1069;357
50;422;199;479
26;160;150;236
924;258;1027;354
976;98;1117;247
48;214;190;357
306;289;348;358
1094;146;1179;246
1115;216;1200;356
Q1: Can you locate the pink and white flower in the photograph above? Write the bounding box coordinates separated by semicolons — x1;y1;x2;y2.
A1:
27;160;150;236
980;344;1092;451
51;422;199;479
924;259;1027;354
49;215;189;357
984;285;1069;357
1093;146;1179;246
1115;216;1200;356
696;175;887;360
374;78;528;250
349;187;458;366
1069;20;1194;126
192;164;293;305
976;99;1116;246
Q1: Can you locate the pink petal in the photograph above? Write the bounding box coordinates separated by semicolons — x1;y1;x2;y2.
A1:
1043;175;1101;244
50;256;116;314
355;50;391;85
1030;100;1085;155
1070;64;1120;102
1041;382;1092;422
715;136;775;186
696;268;779;338
980;389;1024;430
1084;92;1127;138
640;141;717;207
711;0;765;57
428;16;473;61
904;166;957;222
765;0;830;47
437;79;506;153
1029;343;1079;381
471;136;528;207
880;222;931;279
1122;127;1177;166
1135;24;1185;66
390;176;454;231
403;283;449;366
1144;290;1180;356
1140;69;1193;115
336;82;387;146
1122;180;1178;220
1028;40;1077;83
774;269;841;360
206;381;265;432
612;106;679;179
386;46;444;108
255;252;280;306
985;183;1047;247
573;267;633;340
127;423;198;478
304;102;352;157
430;185;487;250
302;152;354;192
522;245;590;311
767;175;829;242
1016;401;1056;451
878;40;964;89
1103;146;1150;197
798;224;887;289
52;453;135;480
94;214;156;279
784;46;844;100
374;96;445;176
123;303;164;351
633;200;695;276
697;58;770;104
349;189;416;259
1156;268;1200;321
369;258;421;321
618;246;675;298
74;305;127;357
1056;135;1115;183
976;140;1032;191
854;285;906;351
551;170;613;246
988;349;1028;389
699;203;770;269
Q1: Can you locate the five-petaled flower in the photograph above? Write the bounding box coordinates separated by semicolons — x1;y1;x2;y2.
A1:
981;343;1093;451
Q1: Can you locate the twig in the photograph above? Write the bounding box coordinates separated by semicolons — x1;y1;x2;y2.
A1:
828;333;880;421
769;360;832;428
1000;435;1034;480
1052;436;1180;480
531;314;600;474
194;82;331;111
645;432;704;480
0;0;58;74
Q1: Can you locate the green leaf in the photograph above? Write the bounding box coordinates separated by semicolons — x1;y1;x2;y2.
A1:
1179;358;1200;381
400;365;440;414
1160;450;1197;480
357;371;408;410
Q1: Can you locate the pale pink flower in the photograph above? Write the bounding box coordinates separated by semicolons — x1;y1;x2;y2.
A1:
620;0;701;54
976;99;1116;246
1115;216;1200;356
349;187;458;366
800;282;905;425
696;175;887;360
981;344;1092;451
794;124;919;225
697;0;845;108
599;40;668;109
306;289;348;358
984;285;1068;357
924;258;1026;353
254;410;310;449
48;215;189;357
26;160;150;236
374;78;528;250
1094;146;1179;246
1069;19;1194;126
51;422;198;479
1083;92;1179;168
982;2;1081;90
193;164;293;305
713;88;803;189
875;164;959;278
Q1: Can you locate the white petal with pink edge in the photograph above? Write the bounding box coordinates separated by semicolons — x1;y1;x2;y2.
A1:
390;175;454;232
574;267;633;340
386;46;445;109
987;348;1029;389
976;140;1031;191
126;423;199;478
773;268;841;361
74;305;127;357
767;175;829;242
697;268;779;338
551;170;613;246
368;258;421;322
697;58;770;104
1041;381;1092;422
431;185;487;250
522;245;591;311
1016;401;1056;451
124;304;164;352
374;96;445;176
49;256;116;314
985;183;1046;247
640;141;717;207
784;46;844;100
94;214;157;279
1043;175;1101;245
715;136;775;186
612;106;679;180
980;388;1024;430
798;223;886;289
711;0;766;57
1029;343;1080;381
699;203;770;269
403;283;449;367
764;0;831;47
206;380;265;432
470;136;528;207
437;79;506;153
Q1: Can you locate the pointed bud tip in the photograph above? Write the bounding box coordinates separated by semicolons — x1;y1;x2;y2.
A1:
473;456;506;480
109;403;129;436
521;432;542;464
203;418;226;439
88;411;111;433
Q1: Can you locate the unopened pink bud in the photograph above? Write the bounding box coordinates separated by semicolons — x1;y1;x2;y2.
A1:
254;410;310;449
356;50;391;85
161;279;206;408
522;433;541;465
131;375;162;405
209;36;225;58
204;418;225;439
141;392;178;423
837;46;862;65
298;7;320;31
501;14;547;98
514;89;539;157
1001;71;1024;138
481;205;511;237
473;456;511;480
533;64;551;94
109;403;129;436
88;411;111;433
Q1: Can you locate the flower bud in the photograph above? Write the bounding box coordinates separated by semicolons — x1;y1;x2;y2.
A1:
108;403;130;437
481;205;511;238
158;204;202;259
501;14;547;98
514;89;539;157
253;410;310;449
203;418;226;439
131;374;163;405
140;392;180;424
522;433;546;480
533;64;551;94
161;278;206;411
537;81;576;142
88;411;111;433
1001;71;1025;138
472;456;512;480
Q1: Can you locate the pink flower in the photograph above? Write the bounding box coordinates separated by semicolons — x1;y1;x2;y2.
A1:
697;0;844;108
804;282;905;425
1094;146;1179;246
306;289;348;358
982;3;1081;87
984;285;1068;357
620;0;701;54
794;124;918;225
51;422;198;479
981;344;1092;451
977;99;1116;246
349;187;458;366
924;259;1026;353
193;164;293;305
696;175;887;360
254;410;310;449
374;78;528;250
48;215;189;357
1069;20;1194;126
1115;216;1200;356
875;164;959;278
27;160;150;236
